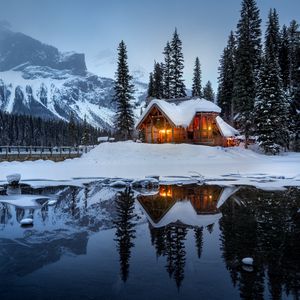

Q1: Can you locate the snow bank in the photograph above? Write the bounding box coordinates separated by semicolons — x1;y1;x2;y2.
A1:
0;195;49;208
0;142;300;188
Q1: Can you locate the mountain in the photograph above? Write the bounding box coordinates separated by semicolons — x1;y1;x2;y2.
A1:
0;25;147;129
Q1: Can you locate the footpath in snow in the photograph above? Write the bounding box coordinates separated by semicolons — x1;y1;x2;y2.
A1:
0;141;299;188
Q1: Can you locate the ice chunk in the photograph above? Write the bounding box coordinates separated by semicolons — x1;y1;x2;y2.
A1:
47;200;57;206
20;218;33;226
242;257;254;265
6;173;21;185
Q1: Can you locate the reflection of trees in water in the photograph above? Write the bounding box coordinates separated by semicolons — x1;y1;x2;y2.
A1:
194;227;203;259
150;224;188;289
219;187;300;300
114;187;136;282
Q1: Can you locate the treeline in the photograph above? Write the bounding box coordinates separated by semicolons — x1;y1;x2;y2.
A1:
217;0;300;153
0;111;105;146
146;29;215;102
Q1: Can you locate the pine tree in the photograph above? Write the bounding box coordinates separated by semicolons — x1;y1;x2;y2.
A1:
147;72;154;98
254;9;290;154
153;62;164;99
68;111;76;146
203;81;215;102
114;40;135;140
217;31;236;123
170;29;186;98
288;20;300;93
0;110;100;146
81;116;90;145
287;20;300;150
279;25;290;91
192;57;202;97
163;41;172;99
233;0;262;148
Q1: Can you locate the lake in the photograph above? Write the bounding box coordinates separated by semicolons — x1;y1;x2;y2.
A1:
0;181;299;300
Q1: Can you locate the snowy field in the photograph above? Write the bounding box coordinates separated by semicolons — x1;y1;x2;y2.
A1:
0;141;300;189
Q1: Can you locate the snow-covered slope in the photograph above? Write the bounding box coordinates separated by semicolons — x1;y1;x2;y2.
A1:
0;26;147;129
1;142;299;189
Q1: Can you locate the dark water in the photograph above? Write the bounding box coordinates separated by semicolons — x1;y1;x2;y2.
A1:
0;181;299;300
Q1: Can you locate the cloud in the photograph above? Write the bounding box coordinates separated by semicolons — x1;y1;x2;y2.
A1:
94;49;115;63
0;20;11;30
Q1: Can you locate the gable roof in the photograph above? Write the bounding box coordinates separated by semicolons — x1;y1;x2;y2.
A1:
136;98;221;129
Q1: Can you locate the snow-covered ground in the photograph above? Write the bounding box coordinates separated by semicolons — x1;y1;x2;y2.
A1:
0;141;299;188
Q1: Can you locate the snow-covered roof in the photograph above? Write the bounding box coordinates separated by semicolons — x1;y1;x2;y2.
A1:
136;98;222;128
137;186;239;228
216;116;239;137
137;199;222;228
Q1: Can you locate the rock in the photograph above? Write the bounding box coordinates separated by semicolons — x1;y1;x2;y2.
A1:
6;186;21;195
242;257;254;265
145;175;160;181
20;218;33;226
242;265;254;272
6;174;21;186
109;180;128;188
132;178;159;189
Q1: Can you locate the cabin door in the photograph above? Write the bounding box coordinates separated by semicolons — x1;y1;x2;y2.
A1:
158;129;172;143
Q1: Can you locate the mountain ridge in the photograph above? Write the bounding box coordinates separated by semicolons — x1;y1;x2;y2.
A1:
0;25;147;129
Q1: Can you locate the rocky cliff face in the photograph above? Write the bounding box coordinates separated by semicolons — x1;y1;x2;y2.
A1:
0;26;147;129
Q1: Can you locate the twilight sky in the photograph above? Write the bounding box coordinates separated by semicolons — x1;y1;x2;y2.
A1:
0;0;299;90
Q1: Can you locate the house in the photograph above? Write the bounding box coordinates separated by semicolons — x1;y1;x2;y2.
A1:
136;97;239;146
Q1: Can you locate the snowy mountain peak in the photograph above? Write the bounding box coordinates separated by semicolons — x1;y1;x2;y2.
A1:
0;27;147;129
0;26;86;75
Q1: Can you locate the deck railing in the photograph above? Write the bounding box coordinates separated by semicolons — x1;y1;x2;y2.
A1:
0;145;95;161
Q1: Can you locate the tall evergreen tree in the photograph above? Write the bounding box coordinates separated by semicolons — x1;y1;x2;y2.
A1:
68;111;76;146
217;31;236;123
192;57;202;97
288;20;300;93
203;81;215;102
279;25;290;92
163;41;172;99
147;72;154;99
254;9;290;154
170;29;186;98
153;62;164;99
81;116;90;146
233;0;262;148
287;20;300;150
114;41;135;140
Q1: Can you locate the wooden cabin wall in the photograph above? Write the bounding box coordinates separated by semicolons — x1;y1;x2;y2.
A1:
138;106;235;147
173;127;186;143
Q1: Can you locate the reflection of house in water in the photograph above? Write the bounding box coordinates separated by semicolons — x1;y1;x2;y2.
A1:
137;185;238;228
137;184;239;289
